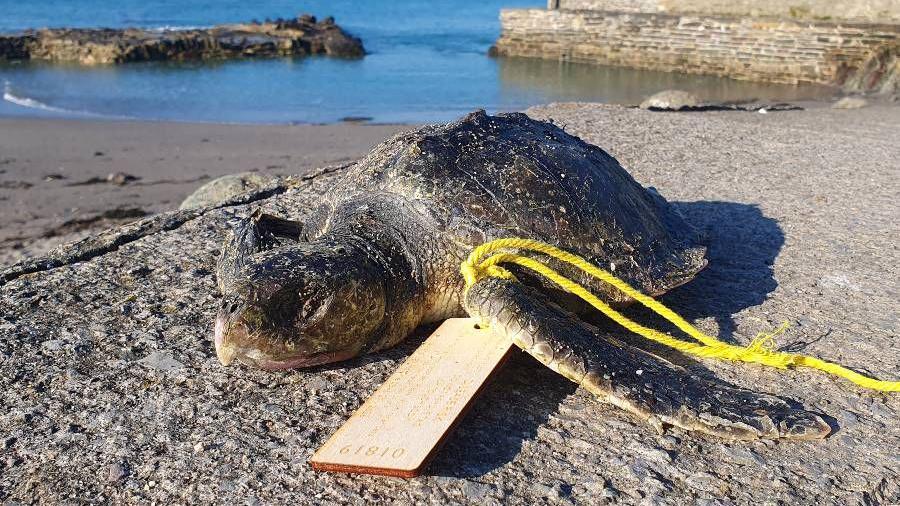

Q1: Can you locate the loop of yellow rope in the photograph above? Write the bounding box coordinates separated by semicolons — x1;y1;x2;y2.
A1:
461;237;900;392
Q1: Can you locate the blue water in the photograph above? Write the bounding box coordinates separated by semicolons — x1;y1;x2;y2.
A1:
0;0;833;124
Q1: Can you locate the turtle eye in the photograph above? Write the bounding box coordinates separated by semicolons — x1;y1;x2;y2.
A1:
219;298;241;315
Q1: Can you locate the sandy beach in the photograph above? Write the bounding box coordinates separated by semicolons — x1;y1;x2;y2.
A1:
0;118;407;265
1;103;898;503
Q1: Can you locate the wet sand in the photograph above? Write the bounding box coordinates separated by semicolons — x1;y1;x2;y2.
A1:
0;118;408;265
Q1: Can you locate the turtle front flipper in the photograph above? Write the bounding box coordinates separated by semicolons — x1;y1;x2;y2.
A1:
216;210;305;293
464;277;831;440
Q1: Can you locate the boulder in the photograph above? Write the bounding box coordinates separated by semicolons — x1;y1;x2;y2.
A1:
832;96;869;109
179;172;276;210
640;90;701;111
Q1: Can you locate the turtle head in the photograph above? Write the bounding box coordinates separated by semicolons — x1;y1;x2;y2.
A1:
214;244;388;370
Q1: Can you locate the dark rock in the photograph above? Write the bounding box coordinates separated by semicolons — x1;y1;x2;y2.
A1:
0;15;364;64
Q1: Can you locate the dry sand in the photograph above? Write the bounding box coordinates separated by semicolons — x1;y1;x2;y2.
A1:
0;118;407;265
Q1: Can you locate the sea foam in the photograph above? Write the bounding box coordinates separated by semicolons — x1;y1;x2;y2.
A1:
3;80;130;119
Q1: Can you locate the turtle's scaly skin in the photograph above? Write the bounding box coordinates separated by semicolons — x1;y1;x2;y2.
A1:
465;277;830;440
213;110;829;440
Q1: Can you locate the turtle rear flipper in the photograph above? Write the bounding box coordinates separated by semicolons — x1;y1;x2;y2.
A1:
464;277;831;440
217;211;305;292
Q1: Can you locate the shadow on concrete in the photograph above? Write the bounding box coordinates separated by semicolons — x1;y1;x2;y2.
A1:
650;200;784;342
428;350;575;479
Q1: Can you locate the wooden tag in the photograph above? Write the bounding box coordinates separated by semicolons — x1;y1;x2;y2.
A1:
310;318;514;478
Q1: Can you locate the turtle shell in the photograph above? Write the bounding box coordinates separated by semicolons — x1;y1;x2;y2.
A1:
323;110;706;302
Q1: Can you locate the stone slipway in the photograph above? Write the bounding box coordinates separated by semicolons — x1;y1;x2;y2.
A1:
1;105;898;504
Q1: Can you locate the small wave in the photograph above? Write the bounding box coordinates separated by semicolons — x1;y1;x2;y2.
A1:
147;25;212;32
2;81;130;119
3;88;75;113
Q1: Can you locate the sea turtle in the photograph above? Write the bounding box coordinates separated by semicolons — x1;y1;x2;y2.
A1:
212;111;830;440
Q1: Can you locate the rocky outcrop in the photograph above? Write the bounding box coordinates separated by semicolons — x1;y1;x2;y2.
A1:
0;15;364;65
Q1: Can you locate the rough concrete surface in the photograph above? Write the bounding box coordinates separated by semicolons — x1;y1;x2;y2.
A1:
1;104;899;504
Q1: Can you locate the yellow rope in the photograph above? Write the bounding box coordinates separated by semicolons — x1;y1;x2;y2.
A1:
460;237;900;392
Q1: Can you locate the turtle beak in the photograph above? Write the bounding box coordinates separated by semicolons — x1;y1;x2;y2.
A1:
214;315;238;366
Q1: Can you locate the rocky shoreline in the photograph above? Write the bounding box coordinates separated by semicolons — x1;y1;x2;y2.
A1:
0;15;364;65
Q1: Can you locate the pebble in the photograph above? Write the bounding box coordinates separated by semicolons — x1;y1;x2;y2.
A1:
722;445;765;466
630;443;674;463
138;350;184;372
41;339;64;352
685;472;725;493
582;479;606;493
304;376;330;392
659;435;680;449
108;462;129;482
531;481;569;500
461;480;493;501
838;410;860;425
530;482;554;497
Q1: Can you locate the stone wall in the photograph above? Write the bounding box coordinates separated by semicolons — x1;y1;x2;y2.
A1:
555;0;900;23
559;0;658;12
662;0;900;23
494;9;900;85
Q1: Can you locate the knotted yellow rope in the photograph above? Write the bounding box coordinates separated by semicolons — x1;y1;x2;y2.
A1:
460;237;899;392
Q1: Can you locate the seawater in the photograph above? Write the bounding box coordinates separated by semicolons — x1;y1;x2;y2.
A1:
0;0;834;124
